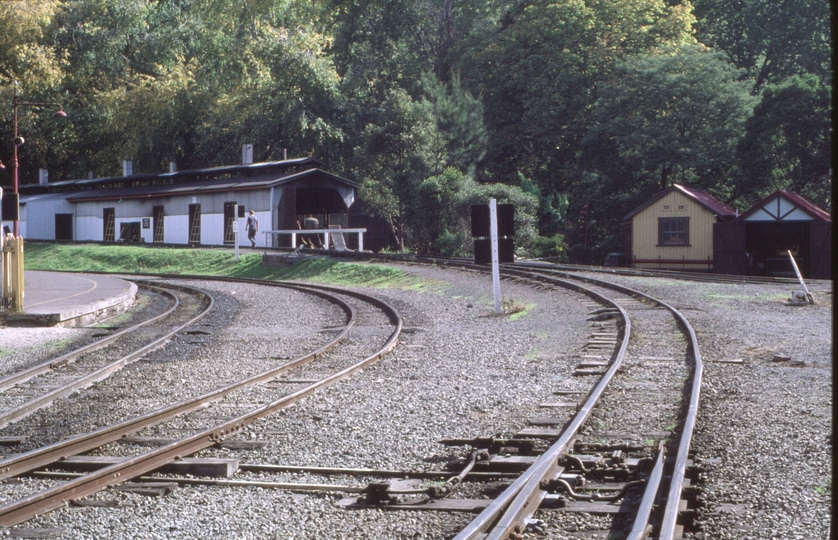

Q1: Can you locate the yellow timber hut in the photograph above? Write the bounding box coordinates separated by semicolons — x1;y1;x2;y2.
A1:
623;183;737;272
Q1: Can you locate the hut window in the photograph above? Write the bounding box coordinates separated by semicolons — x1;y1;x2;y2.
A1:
677;204;686;211
658;217;689;246
662;204;671;211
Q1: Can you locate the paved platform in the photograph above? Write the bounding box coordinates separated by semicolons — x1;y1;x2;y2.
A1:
4;271;137;327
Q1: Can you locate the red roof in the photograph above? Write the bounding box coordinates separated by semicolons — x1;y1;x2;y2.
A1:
623;184;738;222
734;190;831;222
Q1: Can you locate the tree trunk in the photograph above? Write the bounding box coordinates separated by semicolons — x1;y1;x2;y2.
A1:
386;214;405;251
660;163;669;190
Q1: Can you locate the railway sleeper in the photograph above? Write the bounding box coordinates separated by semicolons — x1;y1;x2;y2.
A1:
37;455;239;478
438;436;538;455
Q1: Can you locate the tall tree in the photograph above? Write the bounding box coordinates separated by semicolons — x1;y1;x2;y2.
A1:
579;45;756;251
352;87;433;250
459;0;697;192
736;74;832;208
0;0;63;86
583;45;755;193
0;1;68;185
413;72;487;175
692;0;832;92
51;0;344;176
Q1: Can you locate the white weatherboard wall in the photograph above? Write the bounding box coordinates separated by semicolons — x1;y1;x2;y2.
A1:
76;216;100;240
203;212;225;245
15;189;273;246
12;195;74;240
164;215;188;244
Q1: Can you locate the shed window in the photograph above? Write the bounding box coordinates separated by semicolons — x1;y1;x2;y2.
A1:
658;217;689;246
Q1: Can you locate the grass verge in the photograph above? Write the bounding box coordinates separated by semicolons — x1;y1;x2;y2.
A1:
24;243;435;289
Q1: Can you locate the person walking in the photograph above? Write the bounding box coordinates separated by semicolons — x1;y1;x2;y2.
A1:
246;210;259;247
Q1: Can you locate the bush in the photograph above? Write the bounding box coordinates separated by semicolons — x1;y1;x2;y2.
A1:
528;234;568;260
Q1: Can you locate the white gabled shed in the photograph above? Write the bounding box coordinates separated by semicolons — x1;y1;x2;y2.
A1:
10;158;360;249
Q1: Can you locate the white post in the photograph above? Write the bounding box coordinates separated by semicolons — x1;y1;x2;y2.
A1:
233;218;239;262
489;199;502;314
233;204;240;261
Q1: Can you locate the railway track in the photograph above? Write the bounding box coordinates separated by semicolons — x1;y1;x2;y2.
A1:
0;259;828;539
321;261;702;539
0;283;212;431
0;278;400;527
482;265;702;540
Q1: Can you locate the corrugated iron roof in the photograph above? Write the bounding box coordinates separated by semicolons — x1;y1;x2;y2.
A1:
623;183;738;222
64;168;358;203
15;157;326;192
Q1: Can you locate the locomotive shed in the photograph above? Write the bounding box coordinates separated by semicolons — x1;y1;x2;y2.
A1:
0;261;830;539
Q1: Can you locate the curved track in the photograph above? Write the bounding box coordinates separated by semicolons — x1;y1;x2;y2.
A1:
0;278;401;527
332;258;704;540
437;262;703;540
0;283;212;429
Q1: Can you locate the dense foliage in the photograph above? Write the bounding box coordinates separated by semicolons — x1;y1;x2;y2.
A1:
0;0;831;260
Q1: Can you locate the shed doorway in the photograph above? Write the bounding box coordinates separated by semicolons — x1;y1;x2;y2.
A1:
188;204;201;244
119;222;142;243
103;208;115;242
55;214;73;241
274;186;351;248
223;202;237;244
153;206;165;243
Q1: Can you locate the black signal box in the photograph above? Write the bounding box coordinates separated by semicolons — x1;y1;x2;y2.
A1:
471;204;514;238
2;193;19;222
474;237;514;264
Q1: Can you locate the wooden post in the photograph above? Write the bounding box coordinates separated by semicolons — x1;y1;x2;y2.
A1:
1;234;9;308
10;236;23;311
2;235;23;311
787;250;814;304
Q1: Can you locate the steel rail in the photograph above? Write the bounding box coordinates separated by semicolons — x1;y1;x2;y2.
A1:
0;282;354;482
441;264;702;539
33;471;367;493
513;260;803;286
0;283;181;392
655;293;704;539
212;257;713;538
0;283;402;526
453;275;631;540
626;441;666;540
502;267;705;540
0;284;213;430
322;249;815;286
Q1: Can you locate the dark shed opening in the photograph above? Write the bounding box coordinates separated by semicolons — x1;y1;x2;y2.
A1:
745;221;810;277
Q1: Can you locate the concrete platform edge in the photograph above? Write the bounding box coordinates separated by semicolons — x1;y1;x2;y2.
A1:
4;282;138;328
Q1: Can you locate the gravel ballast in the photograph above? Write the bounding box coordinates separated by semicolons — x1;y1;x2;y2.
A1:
0;264;830;539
